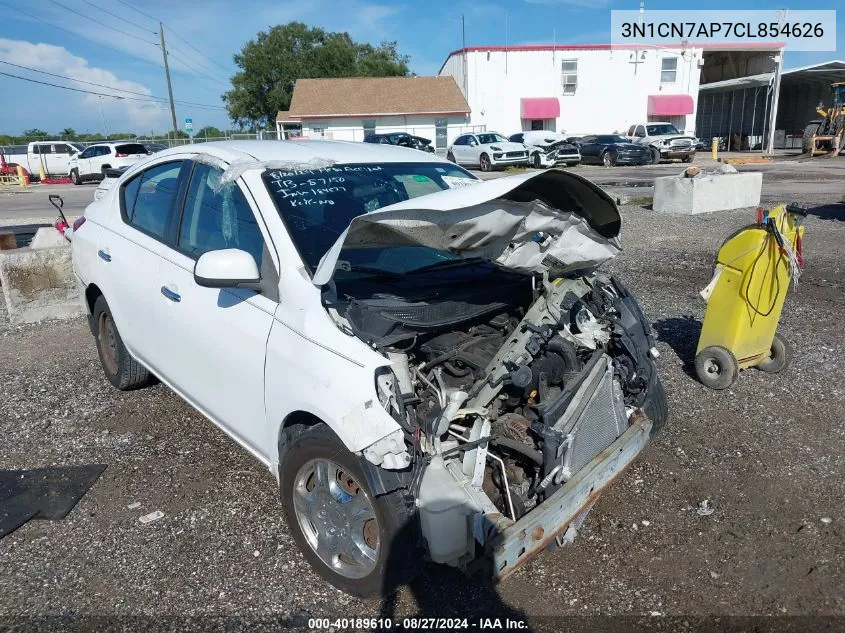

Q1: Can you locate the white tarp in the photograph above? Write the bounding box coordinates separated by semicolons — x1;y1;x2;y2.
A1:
313;169;622;286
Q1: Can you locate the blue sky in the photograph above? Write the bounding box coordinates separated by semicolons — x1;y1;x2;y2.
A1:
0;0;841;136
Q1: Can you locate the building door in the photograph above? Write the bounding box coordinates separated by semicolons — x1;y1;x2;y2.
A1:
434;118;448;156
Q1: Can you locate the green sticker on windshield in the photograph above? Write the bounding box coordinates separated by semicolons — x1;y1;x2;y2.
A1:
413;175;429;182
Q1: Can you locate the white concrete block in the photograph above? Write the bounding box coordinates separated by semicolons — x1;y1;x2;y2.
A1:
0;245;84;324
30;227;69;249
653;172;763;215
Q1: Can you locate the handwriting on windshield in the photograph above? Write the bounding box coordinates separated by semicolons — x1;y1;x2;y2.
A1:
266;166;383;208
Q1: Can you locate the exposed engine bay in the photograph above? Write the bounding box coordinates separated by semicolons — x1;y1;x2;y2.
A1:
318;169;663;571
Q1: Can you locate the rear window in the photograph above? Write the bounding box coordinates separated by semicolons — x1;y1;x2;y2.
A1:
116;143;149;155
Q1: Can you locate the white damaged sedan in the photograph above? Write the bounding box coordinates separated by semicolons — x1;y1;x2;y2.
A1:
71;140;667;597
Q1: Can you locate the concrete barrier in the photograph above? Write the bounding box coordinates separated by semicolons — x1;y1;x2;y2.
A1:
653;171;763;215
0;244;83;324
29;226;69;249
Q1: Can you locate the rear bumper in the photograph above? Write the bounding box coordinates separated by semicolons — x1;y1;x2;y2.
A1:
482;415;652;580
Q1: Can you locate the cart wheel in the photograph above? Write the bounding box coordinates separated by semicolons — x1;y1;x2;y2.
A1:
695;346;738;390
756;334;792;374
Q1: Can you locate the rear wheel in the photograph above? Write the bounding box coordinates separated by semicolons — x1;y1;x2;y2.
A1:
650;147;661;164
802;121;820;154
695;346;738;390
479;153;492;172
279;424;420;598
92;295;156;390
756;334;791;374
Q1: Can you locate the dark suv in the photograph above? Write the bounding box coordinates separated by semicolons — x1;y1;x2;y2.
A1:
363;133;435;153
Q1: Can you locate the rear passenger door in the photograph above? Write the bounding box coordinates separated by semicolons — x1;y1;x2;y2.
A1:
104;160;188;366
151;161;278;458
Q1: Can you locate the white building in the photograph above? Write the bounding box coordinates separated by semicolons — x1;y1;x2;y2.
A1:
439;44;705;139
276;76;479;155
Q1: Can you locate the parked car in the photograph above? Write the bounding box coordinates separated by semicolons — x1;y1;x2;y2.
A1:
578;135;651;166
626;122;696;164
69;142;150;184
0;141;83;179
447;132;529;171
363;133;435;153
93;165;131;200
509;131;581;169
71;140;666;598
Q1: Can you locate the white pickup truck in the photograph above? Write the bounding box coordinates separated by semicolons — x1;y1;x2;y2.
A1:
0;141;83;179
625;122;696;164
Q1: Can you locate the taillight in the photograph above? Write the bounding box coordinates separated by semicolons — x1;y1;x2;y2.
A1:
72;216;86;231
114;152;127;158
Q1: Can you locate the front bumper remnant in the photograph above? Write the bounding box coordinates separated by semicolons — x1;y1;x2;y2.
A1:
483;415;652;580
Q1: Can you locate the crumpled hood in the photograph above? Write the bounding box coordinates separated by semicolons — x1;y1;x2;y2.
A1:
312;169;622;286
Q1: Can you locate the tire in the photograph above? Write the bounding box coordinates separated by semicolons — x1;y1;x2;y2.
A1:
602;150;616;167
682;153;694;163
279;424;420;598
802;122;820;154
642;374;669;438
756;333;792;374
694;346;738;390
70;169;80;185
479;153;492;172
649;147;661;164
92;295;156;390
446;151;456;163
532;152;543;169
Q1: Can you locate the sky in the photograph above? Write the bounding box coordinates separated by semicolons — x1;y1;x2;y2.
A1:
0;0;842;137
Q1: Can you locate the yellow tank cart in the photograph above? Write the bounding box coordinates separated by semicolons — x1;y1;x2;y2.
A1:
695;204;806;389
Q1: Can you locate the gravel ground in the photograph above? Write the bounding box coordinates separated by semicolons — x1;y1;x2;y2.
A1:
1;183;844;632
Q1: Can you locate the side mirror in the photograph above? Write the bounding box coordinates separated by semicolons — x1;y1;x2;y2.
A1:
194;249;261;290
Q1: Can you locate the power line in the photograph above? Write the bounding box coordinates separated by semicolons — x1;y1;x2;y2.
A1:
167;42;229;79
166;25;235;75
0;70;227;110
46;0;160;47
113;0;159;26
80;0;157;36
0;0;163;66
166;48;230;89
0;60;227;109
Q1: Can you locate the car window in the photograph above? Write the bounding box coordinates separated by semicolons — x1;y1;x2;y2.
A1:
116;143;148;155
580;136;595;144
453;136;466;146
510;134;523;143
262;162;477;272
100;146;112;156
177;163;265;265
476;133;508;144
635;126;646;138
122;161;184;239
597;135;629;144
79;147;94;159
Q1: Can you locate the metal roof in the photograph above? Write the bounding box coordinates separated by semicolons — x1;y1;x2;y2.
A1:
699;60;845;92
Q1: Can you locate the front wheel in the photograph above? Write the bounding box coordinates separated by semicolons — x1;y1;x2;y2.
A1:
280;424;420;598
650;147;661;164
682;154;694;163
695;345;738;390
602;150;616;167
70;169;81;185
532;152;543;169
446;151;456;163
479;153;492;172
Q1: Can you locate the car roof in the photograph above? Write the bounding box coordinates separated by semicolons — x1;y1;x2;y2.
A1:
151;139;447;165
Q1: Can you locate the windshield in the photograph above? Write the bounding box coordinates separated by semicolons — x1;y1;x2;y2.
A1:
597;135;629;144
263;162;478;274
476;133;508;144
646;124;680;135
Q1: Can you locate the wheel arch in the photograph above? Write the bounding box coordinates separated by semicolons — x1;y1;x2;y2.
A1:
85;283;104;333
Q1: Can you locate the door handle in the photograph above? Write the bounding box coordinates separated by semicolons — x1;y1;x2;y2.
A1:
160;286;181;303
97;250;111;262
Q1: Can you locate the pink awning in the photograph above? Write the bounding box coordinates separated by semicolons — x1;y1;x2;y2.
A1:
647;94;694;116
520;97;560;119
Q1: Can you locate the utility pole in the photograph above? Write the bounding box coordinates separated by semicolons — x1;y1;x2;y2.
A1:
159;23;178;139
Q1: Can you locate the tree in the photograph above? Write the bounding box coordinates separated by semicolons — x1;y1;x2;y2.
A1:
61;128;77;140
223;22;410;129
195;126;224;139
22;128;49;139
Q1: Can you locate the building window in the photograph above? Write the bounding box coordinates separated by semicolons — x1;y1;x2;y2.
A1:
561;60;577;95
661;58;677;83
434;118;448;151
362;120;376;138
310;126;326;138
530;120;545;131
